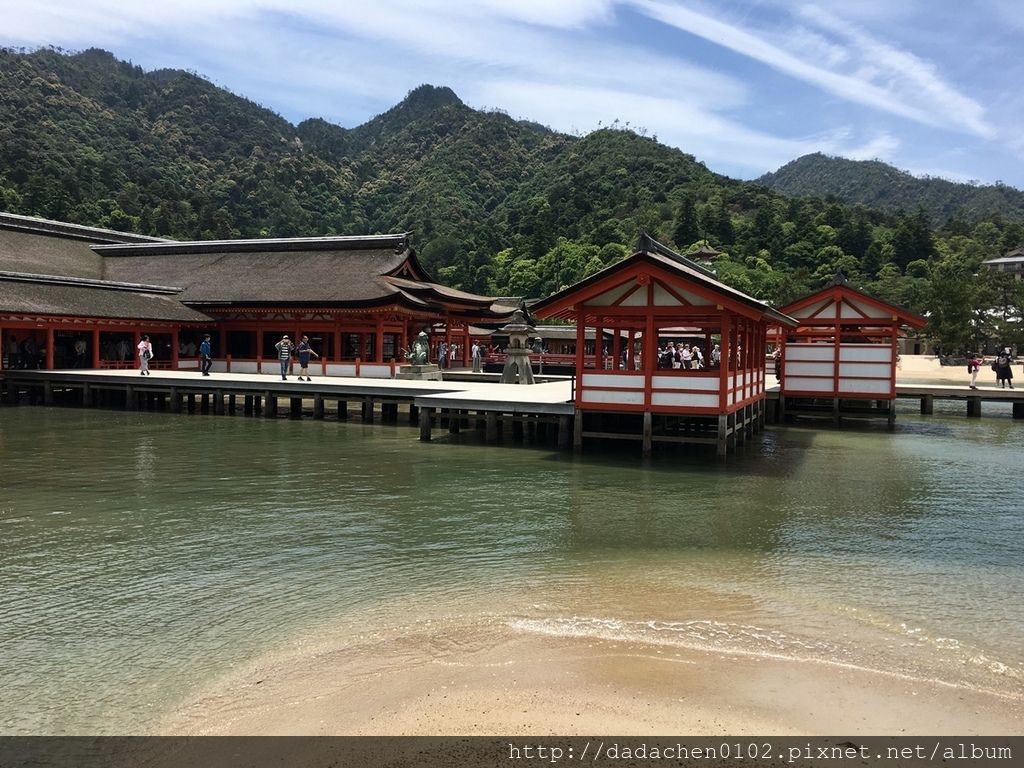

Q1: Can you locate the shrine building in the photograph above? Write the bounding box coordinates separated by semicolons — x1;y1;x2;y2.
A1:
0;212;512;373
530;234;797;456
776;273;927;425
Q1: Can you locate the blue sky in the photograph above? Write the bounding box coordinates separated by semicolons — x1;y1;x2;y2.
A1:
4;0;1024;189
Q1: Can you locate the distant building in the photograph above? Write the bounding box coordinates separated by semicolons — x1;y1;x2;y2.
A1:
982;248;1024;280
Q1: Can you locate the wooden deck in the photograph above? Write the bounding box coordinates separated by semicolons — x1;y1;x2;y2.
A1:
766;381;1024;421
4;369;1022;461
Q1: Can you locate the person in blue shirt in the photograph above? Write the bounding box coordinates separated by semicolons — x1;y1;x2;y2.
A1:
199;333;213;376
296;335;319;381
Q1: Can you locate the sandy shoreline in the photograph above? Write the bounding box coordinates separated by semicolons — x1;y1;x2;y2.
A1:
163;610;1024;736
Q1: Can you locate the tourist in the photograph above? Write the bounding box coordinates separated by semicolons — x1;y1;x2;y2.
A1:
471;341;482;373
199;333;213;376
968;352;983;389
22;337;37;369
668;342;680;369
6;334;19;369
711;344;721;368
994;347;1014;389
773;347;782;381
74;337;87;368
693;346;703;369
438;341;447;370
296;335;319;381
137;335;153;375
275;334;294;380
680;344;692;370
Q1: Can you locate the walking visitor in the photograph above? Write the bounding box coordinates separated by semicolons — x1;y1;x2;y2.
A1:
967;352;982;389
199;333;212;376
296;335;319;381
994;347;1014;389
471;341;482;373
137;335;153;375
275;334;294;380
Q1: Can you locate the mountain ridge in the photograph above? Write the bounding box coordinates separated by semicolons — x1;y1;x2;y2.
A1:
758;152;1024;224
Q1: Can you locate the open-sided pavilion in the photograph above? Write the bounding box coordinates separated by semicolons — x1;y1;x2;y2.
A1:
530;234;797;456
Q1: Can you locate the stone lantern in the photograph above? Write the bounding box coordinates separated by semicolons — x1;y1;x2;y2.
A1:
499;308;536;384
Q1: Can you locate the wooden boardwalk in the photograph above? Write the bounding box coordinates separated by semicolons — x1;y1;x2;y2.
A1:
1;368;576;441
3;369;1022;460
766;381;1024;421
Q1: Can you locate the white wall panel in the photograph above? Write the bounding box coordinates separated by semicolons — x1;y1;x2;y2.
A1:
651;375;719;390
581;390;645;405
787;361;833;376
838;378;892;394
785;344;835;361
839;345;891;362
839;362;890;378
361;364;393;378
583;373;644;388
785;377;834;392
651;392;719;408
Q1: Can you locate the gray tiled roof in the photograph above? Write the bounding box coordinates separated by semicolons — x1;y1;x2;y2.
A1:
0;274;211;322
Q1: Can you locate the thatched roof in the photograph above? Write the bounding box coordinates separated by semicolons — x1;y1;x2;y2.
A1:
98;234;509;315
0;273;211;322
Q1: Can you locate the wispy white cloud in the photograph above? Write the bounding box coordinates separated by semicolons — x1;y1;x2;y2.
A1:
629;0;994;139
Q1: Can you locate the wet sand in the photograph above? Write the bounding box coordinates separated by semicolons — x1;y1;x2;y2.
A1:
164;613;1023;736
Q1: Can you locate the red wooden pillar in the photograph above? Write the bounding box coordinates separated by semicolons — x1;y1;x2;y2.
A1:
91;328;101;369
575;314;586;406
463;326;470;367
171;328;180;370
719;313;731;412
45;327;54;370
644;308;655;408
334;321;342;361
257;328;264;373
611;326;621;370
832;321;841;396
375;322;384;363
595;323;604;368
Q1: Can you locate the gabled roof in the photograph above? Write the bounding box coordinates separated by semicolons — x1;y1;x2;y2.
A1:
95;233;513;316
531;233;797;328
98;234;419;305
779;273;926;329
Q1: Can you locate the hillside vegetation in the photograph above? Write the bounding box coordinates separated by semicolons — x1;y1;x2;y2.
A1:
2;47;1024;352
759;153;1024;225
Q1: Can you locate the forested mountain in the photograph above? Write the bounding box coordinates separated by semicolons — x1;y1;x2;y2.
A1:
759;153;1024;225
2;46;1024;352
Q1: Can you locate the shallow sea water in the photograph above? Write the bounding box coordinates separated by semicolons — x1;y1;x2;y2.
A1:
0;402;1022;733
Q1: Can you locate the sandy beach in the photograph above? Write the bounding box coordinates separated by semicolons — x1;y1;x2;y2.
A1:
163;596;1024;736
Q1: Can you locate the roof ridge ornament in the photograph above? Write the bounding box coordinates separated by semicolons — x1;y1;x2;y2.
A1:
832;270;849;286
